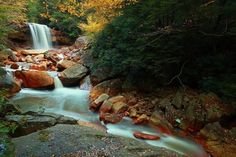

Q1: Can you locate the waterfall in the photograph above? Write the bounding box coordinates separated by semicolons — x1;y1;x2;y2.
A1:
28;23;52;50
54;77;63;88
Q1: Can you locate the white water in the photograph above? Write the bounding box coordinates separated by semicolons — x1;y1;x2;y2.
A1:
54;77;63;88
28;23;52;50
11;79;208;156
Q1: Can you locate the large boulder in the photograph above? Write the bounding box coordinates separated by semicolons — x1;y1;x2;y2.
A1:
0;67;21;95
59;63;88;86
14;70;54;88
13;124;181;157
56;59;76;71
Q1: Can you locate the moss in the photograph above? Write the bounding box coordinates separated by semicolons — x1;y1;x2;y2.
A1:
38;130;51;142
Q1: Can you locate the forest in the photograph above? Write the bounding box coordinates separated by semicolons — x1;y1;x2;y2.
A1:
0;0;235;157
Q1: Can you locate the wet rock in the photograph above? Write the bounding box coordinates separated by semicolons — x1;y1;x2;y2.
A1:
99;100;112;113
99;113;123;124
90;79;123;101
90;93;109;111
59;63;88;86
133;114;149;124
112;102;128;114
10;63;19;69
200;122;236;157
33;54;45;63
0;67;21;95
25;55;34;63
20;50;46;55
57;59;76;71
133;131;160;140
29;62;47;71
129;108;138;118
13;124;181;157
14;70;54;88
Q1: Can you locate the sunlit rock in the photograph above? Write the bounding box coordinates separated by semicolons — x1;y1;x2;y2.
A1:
133;131;160;140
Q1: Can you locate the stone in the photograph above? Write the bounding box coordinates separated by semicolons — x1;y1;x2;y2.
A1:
99;100;112;113
14;70;54;88
59;63;88;86
133;114;149;124
172;90;183;109
74;36;90;49
133;131;160;140
129;108;138;118
0;67;21;95
90;79;123;101
99;113;123;124
13;124;181;157
25;55;34;63
112;102;128;114
90;93;109;111
108;95;126;104
10;63;19;69
57;60;76;70
33;54;45;63
20;50;46;55
90;67;113;85
0;49;17;64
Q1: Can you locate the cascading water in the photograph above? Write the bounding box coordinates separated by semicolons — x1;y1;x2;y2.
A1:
28;23;52;50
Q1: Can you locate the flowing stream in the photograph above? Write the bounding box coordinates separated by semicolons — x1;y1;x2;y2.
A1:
10;76;208;157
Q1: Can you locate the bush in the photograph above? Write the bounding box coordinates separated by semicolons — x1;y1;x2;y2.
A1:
92;0;236;97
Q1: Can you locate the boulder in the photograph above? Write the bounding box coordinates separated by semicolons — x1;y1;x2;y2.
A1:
90;67;113;85
200;122;236;157
59;63;88;86
0;67;21;95
14;70;54;88
13;124;181;157
90;79;123;101
99;100;113;113
0;49;17;65
57;60;76;71
29;63;47;71
10;63;19;70
74;36;90;49
133;114;149;124
133;131;160;140
108;95;126;104
89;93;109;111
99;113;123;124
112;102;128;114
20;50;46;55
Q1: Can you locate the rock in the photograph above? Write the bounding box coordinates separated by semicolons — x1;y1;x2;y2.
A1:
10;63;19;69
133;131;160;140
149;112;173;135
91;93;109;110
13;124;181;157
33;54;45;63
99;113;123;124
90;67;113;85
133;114;149;124
51;29;72;45
0;49;17;65
0;67;21;95
172;90;183;109
25;55;34;63
200;122;236;157
74;36;90;49
29;63;47;71
129;108;138;118
90;79;123;101
14;70;54;88
99;100;112;113
112;102;128;114
59;63;88;86
57;60;76;71
108;95;126;104
20;50;46;55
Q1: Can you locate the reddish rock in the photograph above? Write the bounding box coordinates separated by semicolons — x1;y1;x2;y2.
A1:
99;113;123;124
10;63;19;69
14;70;54;88
33;54;45;63
30;63;47;71
100;100;112;113
133;131;160;140
133;114;149;124
90;93;109;111
112;102;128;114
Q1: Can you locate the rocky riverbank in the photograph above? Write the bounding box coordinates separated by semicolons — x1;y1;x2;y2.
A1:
0;34;235;157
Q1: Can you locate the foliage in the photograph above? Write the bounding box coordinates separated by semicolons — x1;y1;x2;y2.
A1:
27;0;82;38
0;0;27;48
79;0;137;35
92;0;236;97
